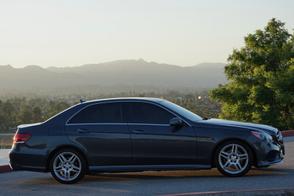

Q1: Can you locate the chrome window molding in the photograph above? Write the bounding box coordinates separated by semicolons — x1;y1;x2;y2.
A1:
65;100;191;127
66;122;170;126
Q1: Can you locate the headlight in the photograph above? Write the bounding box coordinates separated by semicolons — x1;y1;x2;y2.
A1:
251;131;273;142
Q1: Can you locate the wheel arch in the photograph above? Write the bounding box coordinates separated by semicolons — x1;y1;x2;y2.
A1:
211;138;257;167
46;145;89;172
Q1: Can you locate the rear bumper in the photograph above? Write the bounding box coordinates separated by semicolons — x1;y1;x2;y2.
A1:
9;145;47;172
10;163;46;172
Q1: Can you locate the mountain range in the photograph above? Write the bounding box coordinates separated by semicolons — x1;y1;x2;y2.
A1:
0;59;227;95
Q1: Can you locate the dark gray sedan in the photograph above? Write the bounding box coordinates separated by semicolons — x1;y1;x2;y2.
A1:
9;97;285;184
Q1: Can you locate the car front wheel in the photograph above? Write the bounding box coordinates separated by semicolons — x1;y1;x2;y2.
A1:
216;141;252;177
50;148;86;184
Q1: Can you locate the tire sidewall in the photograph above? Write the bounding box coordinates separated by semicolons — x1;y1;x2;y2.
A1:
215;140;253;177
50;148;86;184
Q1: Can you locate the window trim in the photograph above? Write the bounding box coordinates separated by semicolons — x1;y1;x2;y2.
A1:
122;102;176;125
65;100;191;127
66;102;123;125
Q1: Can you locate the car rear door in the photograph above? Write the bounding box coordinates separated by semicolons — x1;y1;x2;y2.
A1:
123;101;197;165
65;102;132;167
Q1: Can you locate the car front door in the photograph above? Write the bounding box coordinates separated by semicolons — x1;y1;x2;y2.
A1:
65;102;132;167
123;101;197;165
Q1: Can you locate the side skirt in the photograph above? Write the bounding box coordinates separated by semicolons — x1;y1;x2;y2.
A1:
89;164;211;173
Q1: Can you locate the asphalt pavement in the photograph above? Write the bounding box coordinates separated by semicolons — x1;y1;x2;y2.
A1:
0;138;294;196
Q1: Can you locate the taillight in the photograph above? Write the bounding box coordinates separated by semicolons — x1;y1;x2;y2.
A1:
13;133;31;144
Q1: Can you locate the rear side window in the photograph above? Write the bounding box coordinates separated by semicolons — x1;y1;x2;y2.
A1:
68;103;122;124
123;102;175;124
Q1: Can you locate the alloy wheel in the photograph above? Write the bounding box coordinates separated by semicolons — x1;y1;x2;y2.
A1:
218;143;249;175
53;152;82;182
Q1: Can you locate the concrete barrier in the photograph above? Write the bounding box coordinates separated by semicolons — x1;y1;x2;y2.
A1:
0;165;11;173
282;130;294;137
164;188;294;196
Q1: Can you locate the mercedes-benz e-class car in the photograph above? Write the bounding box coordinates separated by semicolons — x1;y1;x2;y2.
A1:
10;97;285;184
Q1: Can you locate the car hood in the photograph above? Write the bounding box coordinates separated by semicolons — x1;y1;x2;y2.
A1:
199;118;278;135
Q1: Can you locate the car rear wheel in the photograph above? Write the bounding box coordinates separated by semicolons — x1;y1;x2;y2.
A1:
50;148;86;184
215;140;252;177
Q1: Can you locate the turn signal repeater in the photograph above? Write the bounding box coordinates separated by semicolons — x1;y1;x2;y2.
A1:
13;133;31;144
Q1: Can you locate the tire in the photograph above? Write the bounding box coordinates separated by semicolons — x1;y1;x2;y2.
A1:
215;140;253;177
49;148;86;184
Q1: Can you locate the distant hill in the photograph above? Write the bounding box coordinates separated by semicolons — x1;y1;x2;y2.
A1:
0;59;227;95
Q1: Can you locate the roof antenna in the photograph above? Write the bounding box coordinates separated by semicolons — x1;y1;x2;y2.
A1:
80;98;85;103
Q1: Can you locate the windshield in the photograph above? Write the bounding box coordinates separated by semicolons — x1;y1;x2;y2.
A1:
160;100;203;122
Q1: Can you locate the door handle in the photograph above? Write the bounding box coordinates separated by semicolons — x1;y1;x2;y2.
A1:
132;129;144;134
77;129;90;134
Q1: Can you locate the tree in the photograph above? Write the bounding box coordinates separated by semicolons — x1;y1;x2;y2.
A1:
210;18;294;130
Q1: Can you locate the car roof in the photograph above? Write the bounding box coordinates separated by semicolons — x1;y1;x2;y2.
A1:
81;97;165;105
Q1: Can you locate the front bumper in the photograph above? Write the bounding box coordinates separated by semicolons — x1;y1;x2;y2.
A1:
255;140;285;167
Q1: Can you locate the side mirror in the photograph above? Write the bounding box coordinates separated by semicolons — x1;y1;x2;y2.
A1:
169;117;183;128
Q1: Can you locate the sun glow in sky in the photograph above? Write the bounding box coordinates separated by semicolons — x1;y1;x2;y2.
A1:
0;0;293;67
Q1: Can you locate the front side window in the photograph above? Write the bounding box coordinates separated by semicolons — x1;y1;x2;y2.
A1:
68;103;122;124
160;100;202;121
124;102;175;124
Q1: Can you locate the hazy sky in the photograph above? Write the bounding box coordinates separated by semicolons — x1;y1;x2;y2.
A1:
0;0;293;68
